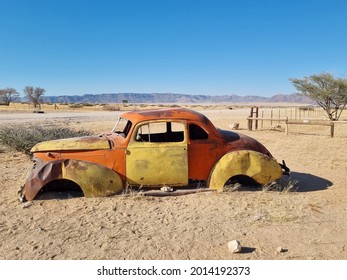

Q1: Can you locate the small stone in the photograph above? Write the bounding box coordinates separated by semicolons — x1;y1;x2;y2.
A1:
228;240;242;253
229;123;240;130
22;201;34;209
161;186;174;192
277;246;287;253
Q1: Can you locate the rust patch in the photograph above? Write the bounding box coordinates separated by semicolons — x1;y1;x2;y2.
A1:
123;108;214;126
22;160;64;201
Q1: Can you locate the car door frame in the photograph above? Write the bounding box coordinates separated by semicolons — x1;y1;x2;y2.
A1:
125;119;188;187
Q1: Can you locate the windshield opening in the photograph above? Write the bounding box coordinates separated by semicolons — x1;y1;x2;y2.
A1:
112;118;132;137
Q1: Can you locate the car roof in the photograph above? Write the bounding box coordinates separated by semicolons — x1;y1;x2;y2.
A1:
120;108;214;126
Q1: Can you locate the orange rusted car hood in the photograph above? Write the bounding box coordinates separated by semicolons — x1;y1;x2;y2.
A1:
31;135;112;152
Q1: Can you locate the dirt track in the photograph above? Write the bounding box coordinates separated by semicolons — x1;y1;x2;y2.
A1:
0;108;346;260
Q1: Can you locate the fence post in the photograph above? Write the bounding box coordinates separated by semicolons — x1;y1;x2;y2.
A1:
249;107;259;131
248;118;252;131
285;118;289;135
248;108;252;131
330;123;334;138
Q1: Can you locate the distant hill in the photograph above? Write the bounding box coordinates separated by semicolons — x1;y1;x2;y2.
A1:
41;93;314;104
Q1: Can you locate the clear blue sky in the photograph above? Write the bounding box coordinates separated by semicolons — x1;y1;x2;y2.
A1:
1;0;346;97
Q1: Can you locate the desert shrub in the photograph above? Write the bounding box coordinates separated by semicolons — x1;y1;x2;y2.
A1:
69;104;83;108
0;124;91;155
102;104;120;111
81;103;94;107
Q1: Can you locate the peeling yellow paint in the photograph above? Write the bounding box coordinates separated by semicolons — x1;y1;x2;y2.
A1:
208;150;283;192
31;137;111;152
61;160;123;197
126;143;188;186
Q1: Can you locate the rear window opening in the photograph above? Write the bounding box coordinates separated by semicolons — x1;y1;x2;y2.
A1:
189;124;208;140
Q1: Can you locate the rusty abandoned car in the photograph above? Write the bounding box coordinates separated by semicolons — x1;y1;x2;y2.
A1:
20;108;289;201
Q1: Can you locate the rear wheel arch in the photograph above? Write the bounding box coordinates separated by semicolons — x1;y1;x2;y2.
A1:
207;150;283;192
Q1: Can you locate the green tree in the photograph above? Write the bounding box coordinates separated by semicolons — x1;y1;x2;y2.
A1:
290;72;347;121
24;86;46;109
0;87;19;105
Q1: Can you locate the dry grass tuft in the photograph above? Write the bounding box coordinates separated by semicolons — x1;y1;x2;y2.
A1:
223;182;242;192
262;177;299;193
120;183;145;200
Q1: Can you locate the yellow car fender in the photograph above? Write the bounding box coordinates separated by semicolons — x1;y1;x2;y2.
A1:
207;150;283;192
21;159;123;201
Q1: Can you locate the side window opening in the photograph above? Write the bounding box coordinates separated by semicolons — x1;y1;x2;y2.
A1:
136;122;184;143
189;124;208;140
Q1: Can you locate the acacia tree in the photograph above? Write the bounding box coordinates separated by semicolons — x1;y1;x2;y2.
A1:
0;88;19;105
23;86;46;108
290;72;347;121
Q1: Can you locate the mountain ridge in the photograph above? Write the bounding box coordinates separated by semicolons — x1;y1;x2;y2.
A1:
41;93;314;104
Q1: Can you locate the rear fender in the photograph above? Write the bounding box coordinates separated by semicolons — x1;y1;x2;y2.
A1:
21;159;123;201
207;150;283;192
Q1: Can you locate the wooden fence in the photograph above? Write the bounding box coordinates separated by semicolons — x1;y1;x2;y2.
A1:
247;107;347;138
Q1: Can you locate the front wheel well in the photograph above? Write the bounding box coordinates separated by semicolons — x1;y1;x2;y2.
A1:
22;159;124;201
38;179;84;199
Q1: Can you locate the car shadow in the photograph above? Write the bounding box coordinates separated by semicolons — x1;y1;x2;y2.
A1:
289;171;333;192
235;172;332;193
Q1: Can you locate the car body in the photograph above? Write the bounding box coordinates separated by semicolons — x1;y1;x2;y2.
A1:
20;108;289;201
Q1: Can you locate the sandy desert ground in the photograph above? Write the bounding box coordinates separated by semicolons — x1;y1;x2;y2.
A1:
0;105;346;260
